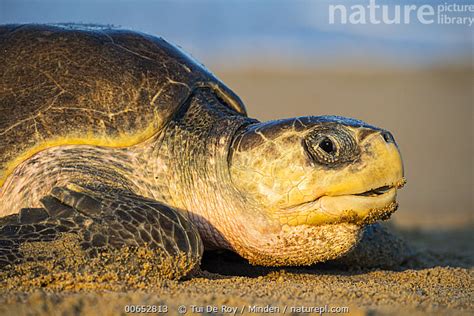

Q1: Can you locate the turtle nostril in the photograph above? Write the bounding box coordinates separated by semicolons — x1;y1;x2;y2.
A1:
382;131;394;143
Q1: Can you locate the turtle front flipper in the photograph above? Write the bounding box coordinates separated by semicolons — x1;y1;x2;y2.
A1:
0;184;203;281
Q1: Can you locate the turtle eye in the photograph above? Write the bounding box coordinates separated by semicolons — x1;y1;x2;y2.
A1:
304;135;340;165
319;137;335;154
304;126;359;166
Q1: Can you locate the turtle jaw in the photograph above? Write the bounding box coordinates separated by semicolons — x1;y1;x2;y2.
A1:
277;180;405;227
232;222;363;267
227;182;404;266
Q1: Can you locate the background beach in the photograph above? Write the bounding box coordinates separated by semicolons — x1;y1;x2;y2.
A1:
0;0;472;315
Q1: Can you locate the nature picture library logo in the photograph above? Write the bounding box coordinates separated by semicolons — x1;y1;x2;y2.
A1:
328;0;474;26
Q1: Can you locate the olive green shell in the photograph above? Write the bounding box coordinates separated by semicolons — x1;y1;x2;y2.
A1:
0;24;246;186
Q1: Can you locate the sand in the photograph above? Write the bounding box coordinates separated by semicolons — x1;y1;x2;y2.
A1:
0;67;472;315
0;225;472;315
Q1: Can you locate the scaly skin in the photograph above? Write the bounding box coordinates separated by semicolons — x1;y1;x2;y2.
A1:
1;89;405;266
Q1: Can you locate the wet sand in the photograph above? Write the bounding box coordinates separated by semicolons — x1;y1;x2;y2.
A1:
1;67;472;315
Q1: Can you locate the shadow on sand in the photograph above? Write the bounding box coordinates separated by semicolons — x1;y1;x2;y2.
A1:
199;224;474;279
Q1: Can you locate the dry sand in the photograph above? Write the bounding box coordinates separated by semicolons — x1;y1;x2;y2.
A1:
0;225;472;315
0;67;472;315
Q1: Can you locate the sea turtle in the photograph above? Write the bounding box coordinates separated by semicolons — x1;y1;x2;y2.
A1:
0;24;406;279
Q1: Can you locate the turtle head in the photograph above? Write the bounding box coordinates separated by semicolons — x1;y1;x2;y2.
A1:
227;116;405;265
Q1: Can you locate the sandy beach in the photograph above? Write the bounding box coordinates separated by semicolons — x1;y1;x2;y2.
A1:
0;67;472;315
0;224;472;315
